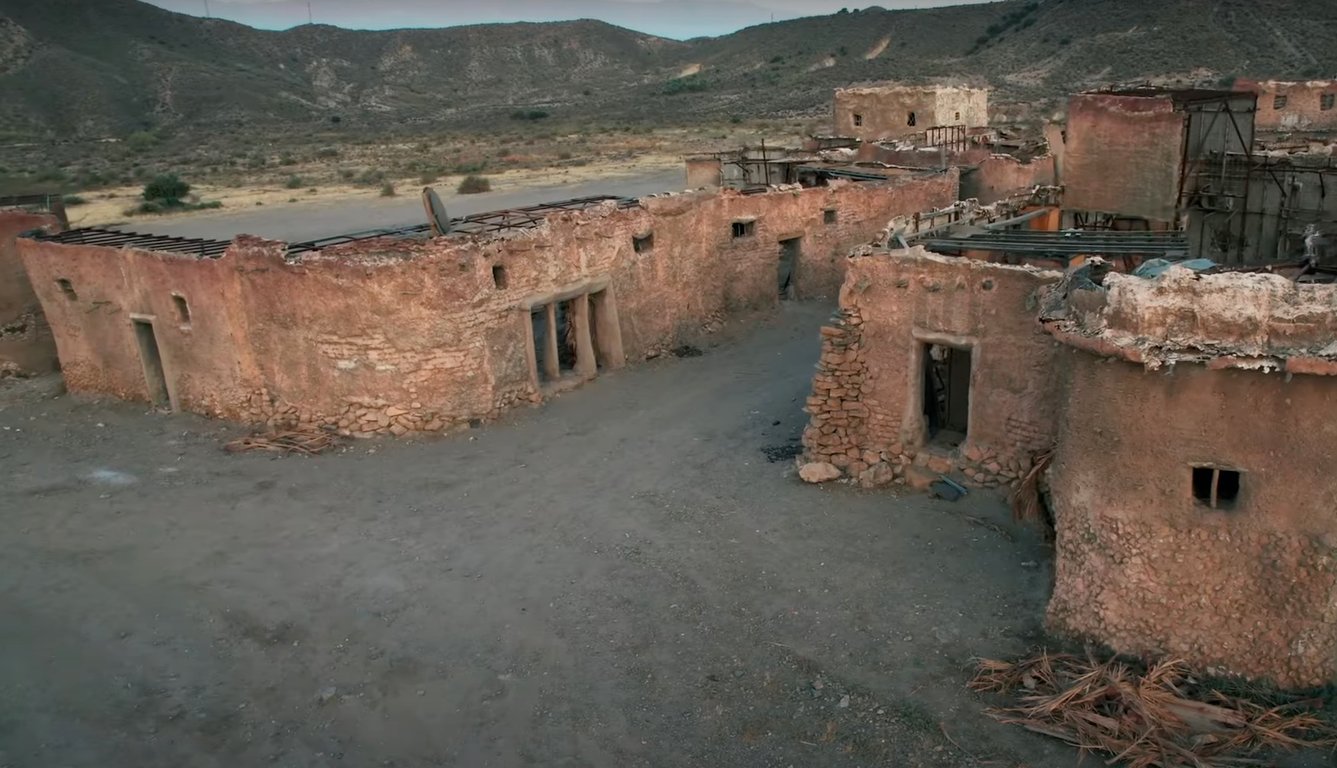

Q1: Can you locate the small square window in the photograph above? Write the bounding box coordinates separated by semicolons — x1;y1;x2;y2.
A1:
56;278;76;300
823;209;837;225
1192;466;1241;510
1321;93;1335;111
852;113;863;127
633;233;654;253
491;264;508;289
731;220;755;239
1273;94;1288;110
172;294;190;324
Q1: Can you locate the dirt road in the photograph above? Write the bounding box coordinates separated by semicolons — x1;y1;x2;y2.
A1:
110;169;687;243
0;302;1074;767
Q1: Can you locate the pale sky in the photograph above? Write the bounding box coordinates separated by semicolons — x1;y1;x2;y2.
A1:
143;0;987;40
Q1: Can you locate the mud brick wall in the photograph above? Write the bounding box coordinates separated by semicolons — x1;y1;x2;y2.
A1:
0;210;62;376
1063;93;1184;222
801;248;1062;489
20;176;956;435
1239;79;1337;133
1046;355;1337;687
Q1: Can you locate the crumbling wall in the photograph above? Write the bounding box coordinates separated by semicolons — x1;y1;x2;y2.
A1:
1064;93;1184;222
1047;355;1337;687
0;210;61;376
960;154;1056;205
800;248;1062;489
1239;79;1337;133
685;156;722;188
22;176;956;435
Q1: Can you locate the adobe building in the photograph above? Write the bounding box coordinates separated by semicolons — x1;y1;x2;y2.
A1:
0;196;67;377
798;225;1337;685
1043;266;1337;688
19;174;956;434
833;84;989;142
1237;79;1337;133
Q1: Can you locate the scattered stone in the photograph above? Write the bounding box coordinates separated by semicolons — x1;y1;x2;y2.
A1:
904;464;937;492
799;462;842;484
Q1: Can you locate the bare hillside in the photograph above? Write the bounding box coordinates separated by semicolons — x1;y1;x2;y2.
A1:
0;0;1334;139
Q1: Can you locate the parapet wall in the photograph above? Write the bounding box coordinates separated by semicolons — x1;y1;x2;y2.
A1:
21;175;956;435
0;210;62;376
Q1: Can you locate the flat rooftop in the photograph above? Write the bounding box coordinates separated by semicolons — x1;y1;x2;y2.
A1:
30;195;641;260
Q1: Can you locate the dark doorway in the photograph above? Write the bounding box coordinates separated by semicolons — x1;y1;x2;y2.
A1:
778;237;801;299
922;343;970;448
531;307;553;383
132;319;170;408
556;300;578;373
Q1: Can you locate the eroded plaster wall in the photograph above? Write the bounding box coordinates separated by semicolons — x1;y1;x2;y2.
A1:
1064;93;1184;222
1240;79;1337;133
0;210;62;376
21;176;957;435
800;248;1062;489
1046;356;1337;687
960;154;1056;205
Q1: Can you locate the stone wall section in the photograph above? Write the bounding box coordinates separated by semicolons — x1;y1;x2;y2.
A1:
801;247;1063;490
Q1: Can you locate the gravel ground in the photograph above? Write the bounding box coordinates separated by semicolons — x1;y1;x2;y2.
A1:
0;301;1076;767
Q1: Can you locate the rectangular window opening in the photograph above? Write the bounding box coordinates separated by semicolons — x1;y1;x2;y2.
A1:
633;233;654;253
922;343;970;449
1322;93;1335;111
1192;466;1242;510
731;220;755;239
172;294;191;324
56;278;76;300
1273;94;1288;110
491;264;508;289
823;209;837;225
853;113;863;127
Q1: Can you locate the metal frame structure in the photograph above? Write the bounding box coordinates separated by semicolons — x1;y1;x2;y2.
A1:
922;230;1189;263
0;192;69;227
32;227;231;258
924;125;968;153
1185;151;1337;265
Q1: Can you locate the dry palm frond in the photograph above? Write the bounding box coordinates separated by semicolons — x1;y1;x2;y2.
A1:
224;428;339;456
1010;449;1053;525
970;652;1337;767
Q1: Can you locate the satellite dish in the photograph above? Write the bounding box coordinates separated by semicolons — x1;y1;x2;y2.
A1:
421;186;451;236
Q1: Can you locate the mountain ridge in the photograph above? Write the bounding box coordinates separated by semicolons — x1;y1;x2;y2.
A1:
1;0;1334;140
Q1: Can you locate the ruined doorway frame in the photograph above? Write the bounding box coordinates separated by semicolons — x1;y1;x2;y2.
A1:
903;329;977;454
520;280;624;394
129;314;176;411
